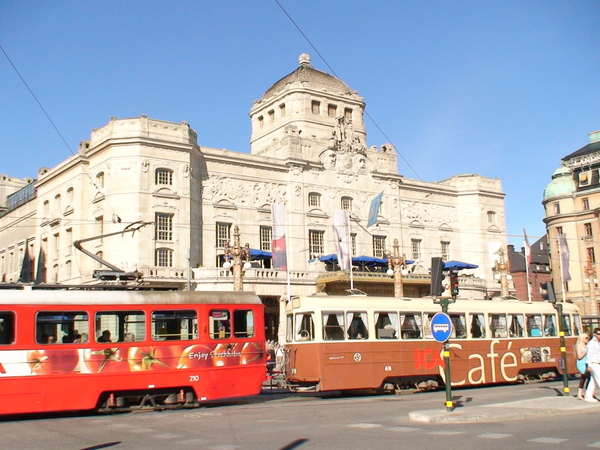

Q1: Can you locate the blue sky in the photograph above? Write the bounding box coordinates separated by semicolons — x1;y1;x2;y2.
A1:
1;1;599;249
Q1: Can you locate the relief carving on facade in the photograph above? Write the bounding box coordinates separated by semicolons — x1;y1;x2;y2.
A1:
202;175;287;206
401;201;457;227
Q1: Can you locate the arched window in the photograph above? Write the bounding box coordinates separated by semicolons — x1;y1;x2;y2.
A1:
156;248;173;267
96;172;104;189
155;168;173;186
308;192;321;207
341;196;353;211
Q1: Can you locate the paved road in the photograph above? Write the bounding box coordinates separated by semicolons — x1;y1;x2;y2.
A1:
2;380;600;449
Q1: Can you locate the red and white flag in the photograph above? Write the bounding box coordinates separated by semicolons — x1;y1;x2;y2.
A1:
523;228;532;275
271;204;287;270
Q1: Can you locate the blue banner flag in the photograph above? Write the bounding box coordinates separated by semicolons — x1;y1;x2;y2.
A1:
367;191;384;227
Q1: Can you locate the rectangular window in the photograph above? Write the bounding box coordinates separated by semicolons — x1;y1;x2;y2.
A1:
526;314;543;337
37;311;89;344
585;223;593;237
400;313;422;339
294;312;315;341
411;239;422;261
373;235;386;258
53;233;60;258
95;311;145;343
579;172;589;186
469;313;486;338
152;310;197;341
323;311;344;340
65;228;73;255
489;313;507;338
508;314;525;337
487;211;496;224
346;311;368;339
450;313;467;339
554;202;560;215
556;226;563;235
210;309;231;339
233;309;254;338
328;104;337;117
0;312;15;345
311;101;321;114
543;314;557;336
156;248;173;267
441;241;450;261
260;226;272;251
155;213;173;241
583;198;590;210
344;108;352;120
560;313;572;337
375;312;398;339
216;222;231;248
587;247;596;263
286;314;293;343
309;230;324;258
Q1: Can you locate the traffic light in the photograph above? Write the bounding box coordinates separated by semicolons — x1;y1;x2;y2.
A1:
450;269;459;297
430;257;445;296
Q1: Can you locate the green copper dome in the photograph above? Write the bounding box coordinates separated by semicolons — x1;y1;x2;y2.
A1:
543;166;576;199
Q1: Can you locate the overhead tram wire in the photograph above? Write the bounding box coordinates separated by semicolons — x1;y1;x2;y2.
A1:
1;43;127;225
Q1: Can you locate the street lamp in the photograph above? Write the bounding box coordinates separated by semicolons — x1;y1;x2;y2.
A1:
386;238;408;298
223;225;251;291
584;258;598;316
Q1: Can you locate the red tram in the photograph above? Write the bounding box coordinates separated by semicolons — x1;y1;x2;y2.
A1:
284;295;581;393
0;287;266;415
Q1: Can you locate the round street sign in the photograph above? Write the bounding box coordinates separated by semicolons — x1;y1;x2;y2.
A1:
430;312;453;343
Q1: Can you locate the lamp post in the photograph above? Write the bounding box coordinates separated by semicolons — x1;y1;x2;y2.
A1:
494;248;512;297
223;225;251;291
386;238;407;298
584;258;598;316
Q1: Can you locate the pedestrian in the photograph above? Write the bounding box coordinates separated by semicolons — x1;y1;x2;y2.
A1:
584;327;600;402
575;333;592;399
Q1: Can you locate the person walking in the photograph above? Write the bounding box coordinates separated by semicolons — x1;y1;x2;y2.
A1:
584;327;600;402
575;333;592;399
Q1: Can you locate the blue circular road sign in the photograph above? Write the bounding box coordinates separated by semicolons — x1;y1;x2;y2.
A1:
430;313;453;343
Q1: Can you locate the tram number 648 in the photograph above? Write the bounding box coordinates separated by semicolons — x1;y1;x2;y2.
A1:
189;375;200;382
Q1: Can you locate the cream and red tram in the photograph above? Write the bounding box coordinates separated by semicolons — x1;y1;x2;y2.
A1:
0;287;266;415
284;294;581;392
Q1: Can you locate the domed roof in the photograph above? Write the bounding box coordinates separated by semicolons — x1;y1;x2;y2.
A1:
543;166;576;199
261;54;352;99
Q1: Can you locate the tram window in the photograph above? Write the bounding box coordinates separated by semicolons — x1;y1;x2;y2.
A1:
573;314;582;335
543;314;557;336
423;313;436;339
346;312;368;339
96;311;146;343
400;313;422;339
375;312;398;339
323;312;344;340
0;312;15;345
286;314;293;342
560;314;572;336
152;310;197;341
526;315;543;337
37;311;89;344
233;309;254;338
295;312;315;341
489;314;507;338
210;310;231;339
508;314;525;337
450;314;466;339
469;313;485;338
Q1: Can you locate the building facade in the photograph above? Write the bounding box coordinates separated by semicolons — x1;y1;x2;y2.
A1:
0;55;509;335
543;129;600;315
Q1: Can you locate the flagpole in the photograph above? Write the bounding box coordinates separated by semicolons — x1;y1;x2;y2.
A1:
523;229;532;302
557;237;566;302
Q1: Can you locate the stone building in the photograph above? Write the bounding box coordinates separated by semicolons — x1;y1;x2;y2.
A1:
544;129;600;316
0;54;509;337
